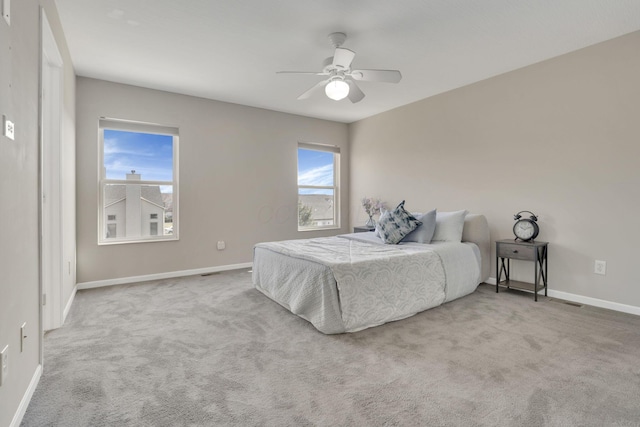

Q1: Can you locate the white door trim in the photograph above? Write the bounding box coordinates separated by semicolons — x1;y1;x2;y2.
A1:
40;9;64;336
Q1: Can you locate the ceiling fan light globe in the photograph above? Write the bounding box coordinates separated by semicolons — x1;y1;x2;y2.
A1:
325;80;349;101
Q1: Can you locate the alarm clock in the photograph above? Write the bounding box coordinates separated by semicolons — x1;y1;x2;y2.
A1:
513;211;539;242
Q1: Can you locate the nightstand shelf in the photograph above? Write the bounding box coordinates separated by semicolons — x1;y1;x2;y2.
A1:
498;279;545;294
496;239;548;301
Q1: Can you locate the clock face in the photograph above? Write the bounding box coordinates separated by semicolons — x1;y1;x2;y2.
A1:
514;220;535;240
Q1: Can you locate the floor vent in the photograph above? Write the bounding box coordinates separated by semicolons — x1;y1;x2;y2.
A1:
201;272;221;277
550;298;583;308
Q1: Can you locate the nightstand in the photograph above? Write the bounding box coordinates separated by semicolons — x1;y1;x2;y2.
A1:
353;226;375;233
496;239;548;301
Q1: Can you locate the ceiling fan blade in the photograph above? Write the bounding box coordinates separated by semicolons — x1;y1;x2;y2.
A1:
350;69;402;83
297;79;329;100
277;71;327;75
333;47;355;70
347;80;365;103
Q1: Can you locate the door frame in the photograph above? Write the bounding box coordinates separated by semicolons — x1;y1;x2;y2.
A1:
39;9;64;342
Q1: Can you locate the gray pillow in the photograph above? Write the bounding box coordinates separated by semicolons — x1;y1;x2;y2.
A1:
401;209;437;243
431;210;468;242
375;201;422;244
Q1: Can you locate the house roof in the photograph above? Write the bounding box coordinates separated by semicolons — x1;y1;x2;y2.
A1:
105;185;165;208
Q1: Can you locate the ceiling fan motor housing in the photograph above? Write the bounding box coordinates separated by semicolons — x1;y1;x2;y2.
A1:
322;57;349;75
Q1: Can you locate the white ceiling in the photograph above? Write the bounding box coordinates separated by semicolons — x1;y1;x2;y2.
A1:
55;0;640;123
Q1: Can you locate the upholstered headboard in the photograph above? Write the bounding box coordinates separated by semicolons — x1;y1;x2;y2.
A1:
462;214;491;283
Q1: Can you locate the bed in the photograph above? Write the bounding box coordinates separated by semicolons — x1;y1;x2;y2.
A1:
253;213;490;334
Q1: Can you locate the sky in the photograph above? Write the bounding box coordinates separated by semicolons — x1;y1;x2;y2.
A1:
104;130;173;182
297;148;334;195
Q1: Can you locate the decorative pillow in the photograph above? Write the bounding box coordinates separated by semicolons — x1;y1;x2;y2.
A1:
431;210;468;242
374;210;386;238
374;208;389;238
375;201;422;244
401;209;437;243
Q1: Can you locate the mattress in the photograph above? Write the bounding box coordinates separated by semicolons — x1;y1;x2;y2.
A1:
253;232;481;334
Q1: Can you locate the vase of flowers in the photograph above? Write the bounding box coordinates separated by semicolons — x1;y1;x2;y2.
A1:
361;197;386;228
365;216;376;228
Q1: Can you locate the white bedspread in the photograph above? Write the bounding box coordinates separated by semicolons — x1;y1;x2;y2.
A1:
253;233;480;333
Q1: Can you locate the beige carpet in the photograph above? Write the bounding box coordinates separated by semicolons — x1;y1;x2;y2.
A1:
22;268;640;426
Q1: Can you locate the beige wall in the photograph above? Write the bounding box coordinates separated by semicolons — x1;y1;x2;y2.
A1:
349;31;640;309
0;0;75;425
76;78;349;283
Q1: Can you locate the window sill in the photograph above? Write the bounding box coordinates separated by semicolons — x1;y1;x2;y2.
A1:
98;235;179;246
297;226;341;232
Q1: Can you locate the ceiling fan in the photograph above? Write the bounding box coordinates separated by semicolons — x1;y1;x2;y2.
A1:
277;32;402;103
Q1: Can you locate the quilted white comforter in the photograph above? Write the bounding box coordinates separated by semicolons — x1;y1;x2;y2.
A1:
253;233;481;334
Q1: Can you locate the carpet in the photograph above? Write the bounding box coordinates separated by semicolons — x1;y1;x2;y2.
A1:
22;268;640;426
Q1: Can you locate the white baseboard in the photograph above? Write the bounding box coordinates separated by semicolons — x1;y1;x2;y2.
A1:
62;285;77;323
483;277;640;316
546;289;640;316
10;363;42;427
76;262;253;290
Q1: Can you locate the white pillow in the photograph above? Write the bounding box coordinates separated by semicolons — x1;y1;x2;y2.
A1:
431;210;468;242
401;209;437;243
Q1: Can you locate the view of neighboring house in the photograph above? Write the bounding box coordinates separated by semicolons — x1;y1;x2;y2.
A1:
104;172;166;239
299;194;335;226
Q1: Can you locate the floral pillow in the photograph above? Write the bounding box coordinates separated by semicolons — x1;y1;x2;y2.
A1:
375;201;422;244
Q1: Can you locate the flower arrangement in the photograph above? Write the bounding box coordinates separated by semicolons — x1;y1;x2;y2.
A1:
361;197;386;216
361;197;387;227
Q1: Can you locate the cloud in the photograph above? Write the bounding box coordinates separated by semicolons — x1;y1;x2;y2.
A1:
298;164;334;186
104;138;154;157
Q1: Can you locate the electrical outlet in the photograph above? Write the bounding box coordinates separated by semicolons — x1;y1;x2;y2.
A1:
0;345;8;386
217;241;226;250
594;260;606;275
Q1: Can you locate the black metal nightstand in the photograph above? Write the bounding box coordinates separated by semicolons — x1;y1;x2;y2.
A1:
496;239;548;301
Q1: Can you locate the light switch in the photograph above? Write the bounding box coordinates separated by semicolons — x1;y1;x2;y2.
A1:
3;115;14;140
2;0;9;26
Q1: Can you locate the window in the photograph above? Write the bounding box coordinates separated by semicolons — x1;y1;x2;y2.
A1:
297;142;340;230
99;118;178;244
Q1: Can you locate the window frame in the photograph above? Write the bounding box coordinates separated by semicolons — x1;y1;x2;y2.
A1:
297;142;340;232
98;117;179;245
